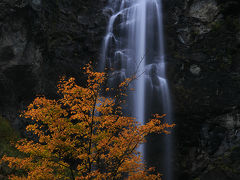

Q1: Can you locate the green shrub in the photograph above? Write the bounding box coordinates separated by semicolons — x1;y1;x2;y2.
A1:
0;116;21;178
0;117;14;140
0;116;20;156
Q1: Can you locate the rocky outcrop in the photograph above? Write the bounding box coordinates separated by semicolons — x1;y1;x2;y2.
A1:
189;0;219;22
175;110;240;179
0;0;107;126
164;0;240;179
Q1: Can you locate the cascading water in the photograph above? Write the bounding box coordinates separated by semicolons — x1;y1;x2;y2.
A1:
100;0;174;179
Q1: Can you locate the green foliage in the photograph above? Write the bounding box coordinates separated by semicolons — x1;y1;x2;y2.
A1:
0;116;22;178
0;117;15;140
0;117;19;155
225;16;240;32
211;21;223;32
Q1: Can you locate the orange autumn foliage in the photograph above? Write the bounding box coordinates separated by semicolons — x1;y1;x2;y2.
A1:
1;63;174;180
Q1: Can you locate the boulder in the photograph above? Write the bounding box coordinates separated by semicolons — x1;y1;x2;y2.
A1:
189;0;219;22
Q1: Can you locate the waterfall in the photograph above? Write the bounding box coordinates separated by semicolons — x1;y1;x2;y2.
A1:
100;0;173;179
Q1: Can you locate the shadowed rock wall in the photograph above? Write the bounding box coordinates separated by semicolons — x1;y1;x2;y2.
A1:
163;0;240;179
0;0;107;126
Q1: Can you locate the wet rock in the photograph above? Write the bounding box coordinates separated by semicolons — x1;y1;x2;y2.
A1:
176;109;240;179
0;0;107;124
0;46;15;64
30;0;41;11
177;27;195;45
31;0;41;6
77;16;89;25
211;112;240;130
194;23;212;35
200;169;233;180
237;32;240;43
166;0;240;178
189;0;219;22
3;0;28;8
190;52;208;62
190;64;201;75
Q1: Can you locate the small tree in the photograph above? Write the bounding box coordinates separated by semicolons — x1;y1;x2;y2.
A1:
1;64;174;179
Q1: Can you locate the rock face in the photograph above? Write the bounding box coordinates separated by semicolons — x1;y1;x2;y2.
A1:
163;0;240;179
1;0;240;179
189;0;219;22
0;0;107;126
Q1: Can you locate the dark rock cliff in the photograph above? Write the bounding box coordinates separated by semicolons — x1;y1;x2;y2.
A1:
0;0;240;179
164;0;240;179
0;0;107;126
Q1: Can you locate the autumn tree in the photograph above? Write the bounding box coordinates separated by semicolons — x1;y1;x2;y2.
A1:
1;63;174;179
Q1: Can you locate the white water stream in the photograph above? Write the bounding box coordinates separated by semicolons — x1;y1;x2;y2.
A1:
100;0;173;179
